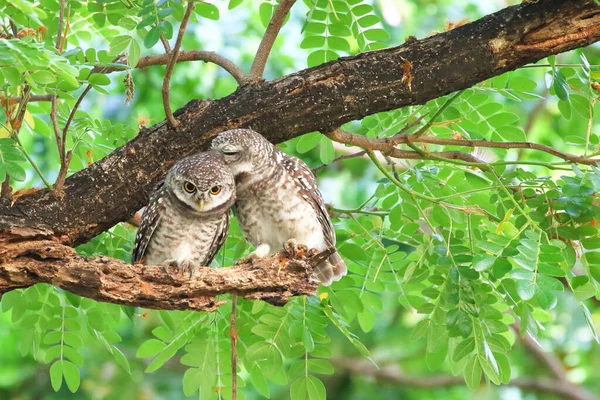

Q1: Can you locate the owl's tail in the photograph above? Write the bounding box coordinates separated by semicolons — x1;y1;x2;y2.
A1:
315;251;348;286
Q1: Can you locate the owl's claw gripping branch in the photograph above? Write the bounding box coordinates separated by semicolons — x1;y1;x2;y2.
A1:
0;231;327;312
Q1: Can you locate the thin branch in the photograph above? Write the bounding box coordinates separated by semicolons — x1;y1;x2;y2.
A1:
249;0;296;79
312;150;367;172
231;293;238;400
50;96;63;161
59;5;71;53
55;0;66;50
1;176;11;198
54;84;92;192
327;128;600;166
159;35;172;54
8;19;17;36
0;94;54;104
162;0;195;129
332;358;600;400
0;233;332;311
0;51;248;94
511;323;568;381
62;84;92;139
413;90;464;136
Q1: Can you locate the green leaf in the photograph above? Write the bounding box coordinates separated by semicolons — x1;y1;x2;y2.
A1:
136;339;166;358
144;26;160;48
109;35;132;56
464;356;481;390
319;137;335;164
62;361;81;393
516;279;535;301
302;326;315;352
453;337;475;362
296;132;322;153
290;375;326;400
49;361;63;392
196;2;220;20
89;74;111;86
129;39;141;68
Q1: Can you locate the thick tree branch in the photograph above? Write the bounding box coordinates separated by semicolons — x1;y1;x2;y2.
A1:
332;358;600;400
162;0;195;129
0;0;598;247
0;228;329;311
249;0;296;79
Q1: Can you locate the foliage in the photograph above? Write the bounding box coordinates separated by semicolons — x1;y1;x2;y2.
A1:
1;0;600;399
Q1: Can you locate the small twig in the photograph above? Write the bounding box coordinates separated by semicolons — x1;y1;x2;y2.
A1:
312;150;367;172
231;293;238;400
13;135;52;189
50;96;63;161
62;84;92;139
249;0;296;79
1;176;11;198
8;19;17;36
159;35;172;53
162;0;195;129
0;94;54;104
511;323;567;381
413;90;465;136
56;0;66;50
10;85;31;133
53;150;72;193
54;84;91;192
59;5;71;53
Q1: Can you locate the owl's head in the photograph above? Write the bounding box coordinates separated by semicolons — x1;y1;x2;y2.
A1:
210;128;275;175
166;151;236;214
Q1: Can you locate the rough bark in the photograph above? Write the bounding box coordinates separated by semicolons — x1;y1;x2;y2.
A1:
0;0;598;248
0;227;329;311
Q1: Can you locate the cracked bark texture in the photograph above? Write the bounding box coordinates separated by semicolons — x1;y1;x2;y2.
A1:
0;227;328;311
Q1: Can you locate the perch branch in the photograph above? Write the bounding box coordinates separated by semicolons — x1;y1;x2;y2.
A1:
162;0;195;129
249;0;296;79
0;232;330;311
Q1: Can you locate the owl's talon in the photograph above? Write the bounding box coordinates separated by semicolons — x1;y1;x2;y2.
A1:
178;259;195;279
284;239;308;258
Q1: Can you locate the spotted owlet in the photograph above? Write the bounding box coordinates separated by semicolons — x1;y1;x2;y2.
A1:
132;151;236;276
211;128;347;285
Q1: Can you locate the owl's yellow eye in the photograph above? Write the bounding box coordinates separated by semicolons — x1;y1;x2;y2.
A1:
209;185;221;195
183;181;196;193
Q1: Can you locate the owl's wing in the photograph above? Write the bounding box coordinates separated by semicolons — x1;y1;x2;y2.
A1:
281;153;336;247
132;182;167;263
203;212;230;266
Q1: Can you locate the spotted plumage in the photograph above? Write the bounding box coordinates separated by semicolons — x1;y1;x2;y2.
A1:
132;151;235;276
211;128;347;285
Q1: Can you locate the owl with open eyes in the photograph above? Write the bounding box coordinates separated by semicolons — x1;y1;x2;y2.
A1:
211;128;347;285
132;151;236;277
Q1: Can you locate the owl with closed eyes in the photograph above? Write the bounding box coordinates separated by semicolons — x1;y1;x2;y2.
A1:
211;128;347;285
132;151;236;277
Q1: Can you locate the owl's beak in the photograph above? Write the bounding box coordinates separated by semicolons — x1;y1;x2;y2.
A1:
198;199;205;211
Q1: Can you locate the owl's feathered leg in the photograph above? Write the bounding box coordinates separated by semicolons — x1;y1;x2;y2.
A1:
235;243;271;265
